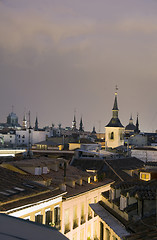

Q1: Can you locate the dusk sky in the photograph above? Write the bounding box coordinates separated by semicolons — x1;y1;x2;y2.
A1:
1;0;157;132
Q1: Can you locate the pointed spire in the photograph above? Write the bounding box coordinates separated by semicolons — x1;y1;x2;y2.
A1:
112;86;119;119
129;114;133;125
135;113;140;134
79;116;84;132
34;115;38;131
22;113;27;129
112;85;119;111
72;111;77;130
92;126;96;134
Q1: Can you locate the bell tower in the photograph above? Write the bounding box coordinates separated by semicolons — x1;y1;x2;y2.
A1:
105;87;124;148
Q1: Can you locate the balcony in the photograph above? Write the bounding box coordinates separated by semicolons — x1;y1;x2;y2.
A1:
54;220;61;230
80;215;86;225
64;223;70;234
88;212;92;221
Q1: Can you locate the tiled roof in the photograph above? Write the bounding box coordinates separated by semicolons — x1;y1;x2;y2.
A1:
125;215;157;240
112;180;157;200
0;166;65;211
65;179;113;198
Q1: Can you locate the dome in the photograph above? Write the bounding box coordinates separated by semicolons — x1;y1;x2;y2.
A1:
7;112;18;126
125;123;136;131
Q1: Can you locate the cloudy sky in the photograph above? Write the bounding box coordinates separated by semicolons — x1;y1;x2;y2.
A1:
1;0;157;132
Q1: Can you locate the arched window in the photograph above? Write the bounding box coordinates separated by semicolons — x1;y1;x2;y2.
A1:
110;132;114;139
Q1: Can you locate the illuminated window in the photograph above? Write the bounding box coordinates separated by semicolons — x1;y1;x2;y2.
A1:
64;209;70;234
88;199;92;220
81;202;85;224
140;172;150;181
88;177;91;183
73;205;78;229
94;175;97;182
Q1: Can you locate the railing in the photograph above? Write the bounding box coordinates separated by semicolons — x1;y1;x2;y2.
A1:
88;212;92;221
54;220;61;230
64;223;70;234
73;218;78;229
80;214;86;224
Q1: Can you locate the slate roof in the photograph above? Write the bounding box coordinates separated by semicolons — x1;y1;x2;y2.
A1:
106;117;124;128
71;157;144;183
124;215;157;240
125;123;136;131
0;213;69;240
112;179;157;200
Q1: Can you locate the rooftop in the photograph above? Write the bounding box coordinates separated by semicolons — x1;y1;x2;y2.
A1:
90;203;130;239
0;213;69;240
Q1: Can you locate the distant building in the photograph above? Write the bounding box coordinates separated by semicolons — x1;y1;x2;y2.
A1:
0;110;21;130
125;114;136;135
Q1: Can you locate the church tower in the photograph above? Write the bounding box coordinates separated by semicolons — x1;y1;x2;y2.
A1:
105;87;124;148
22;114;27;130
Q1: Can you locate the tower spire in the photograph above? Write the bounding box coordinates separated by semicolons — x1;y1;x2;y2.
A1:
34;115;38;131
135;113;140;134
79;116;84;132
72;110;77;130
112;86;119;118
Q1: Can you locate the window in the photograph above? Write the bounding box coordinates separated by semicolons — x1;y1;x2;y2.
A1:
87;224;91;240
64;209;70;234
54;206;60;230
110;132;114;140
81;202;85;224
35;213;43;224
73;205;78;229
94;221;98;239
45;210;52;225
106;228;110;240
88;199;92;220
140;172;150;181
94;175;97;182
94;197;97;217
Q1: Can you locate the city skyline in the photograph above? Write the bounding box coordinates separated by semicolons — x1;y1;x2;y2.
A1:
1;0;157;132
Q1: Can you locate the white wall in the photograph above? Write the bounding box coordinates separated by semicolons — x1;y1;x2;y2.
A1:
105;127;124;148
16;129;47;146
